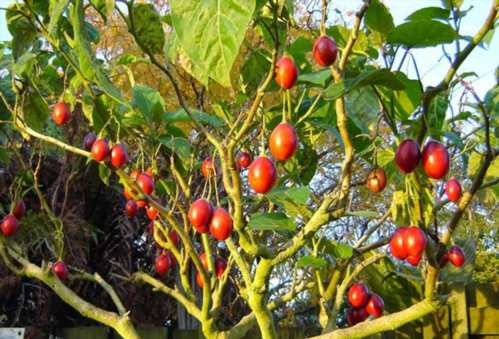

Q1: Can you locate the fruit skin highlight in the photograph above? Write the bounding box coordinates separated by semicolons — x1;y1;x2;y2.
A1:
269;123;298;161
248;156;277;194
209;208;233;241
275;56;298;89
422;141;449;179
445;178;462;202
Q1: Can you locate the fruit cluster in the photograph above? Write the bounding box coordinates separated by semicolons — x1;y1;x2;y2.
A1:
440;245;465;268
389;226;427;266
195;252;227;288
1;201;25;237
346;283;384;326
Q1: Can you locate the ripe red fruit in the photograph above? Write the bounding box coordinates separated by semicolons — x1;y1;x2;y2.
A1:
347;307;369;326
12;201;26;219
422;141;449;179
83;132;97;151
1;215;19;237
275;56;298;89
366;168;387;193
365;293;384;318
155;253;172;276
348;283;369;309
166;251;177;267
389;228;408;260
91;139;110;162
137;173;154;195
201;158;215;178
209;208;233;241
146;205;158;221
313;35;338;67
168;230;180;247
439;253;449;267
445;178;462;202
448;246;465;267
248;156;277;194
405;226;426;257
188;199;213;233
52;261;68;280
137;200;147;208
199;252;209;269
51;102;71;126
237;152;252;170
215;257;228;278
269;123;298;161
395;139;421;173
406;254;422;266
110;144;128;168
125;200;138;217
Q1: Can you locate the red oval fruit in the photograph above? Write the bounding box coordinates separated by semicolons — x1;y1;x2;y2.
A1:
275;56;298;89
51;102;71;126
445;178;462;202
348;283;369;309
196;271;205;288
313;35;338;67
422;141;449;179
215;257;228;278
12;201;26;219
269;123;298;161
188;199;213;233
125;200;138;218
155;253;172;276
1;215;19;237
365;293;384;318
237;152;252;170
209;208;233;241
439;252;449;267
110;144;128;168
52;261;68;280
146;205;158;221
248;156;277;194
395;139;421;173
406;254;422;266
405;226;426;257
137;173;154;195
347;307;369;326
389;227;408;260
83;132;97;151
201;158;215;177
366;168;387;193
448;245;465;267
91;139;110;162
169;230;180;247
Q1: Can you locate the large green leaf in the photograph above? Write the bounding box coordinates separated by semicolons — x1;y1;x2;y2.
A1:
131;84;165;123
163;109;225;128
159;136;192;162
298;69;331;87
131;4;164;54
6;5;37;59
266;186;312;218
170;0;256;87
48;0;70;36
376;72;422;121
387;20;458;48
317;238;354;259
247;212;296;232
23;93;48;131
365;0;394;36
428;92;448;137
406;7;450;21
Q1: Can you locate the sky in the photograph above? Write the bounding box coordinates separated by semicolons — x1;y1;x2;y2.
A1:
0;0;497;97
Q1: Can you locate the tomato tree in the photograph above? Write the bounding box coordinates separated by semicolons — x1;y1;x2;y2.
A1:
0;0;498;338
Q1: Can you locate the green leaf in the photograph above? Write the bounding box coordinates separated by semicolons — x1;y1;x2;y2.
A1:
241;49;271;93
267;186;310;204
297;255;328;268
428;92;448;138
98;164;112;185
163;109;225;128
365;0;394;36
13;52;37;75
159;136;192;162
23;93;48;131
346;210;379;218
170;0;256;87
317;239;354;259
387;20;458;48
48;0;70;36
89;0;115;23
287;36;313;72
298;69;331;87
468;152;499;179
323;81;346;100
350;69;406;90
6;5;38;59
247;212;296;232
131;4;165;54
406;7;450;21
131;84;165;123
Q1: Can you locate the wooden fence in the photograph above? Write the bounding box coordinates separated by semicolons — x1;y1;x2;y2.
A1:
1;284;497;339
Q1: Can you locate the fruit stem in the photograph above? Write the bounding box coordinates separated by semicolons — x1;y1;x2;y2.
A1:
286;90;292;122
260;115;266;156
